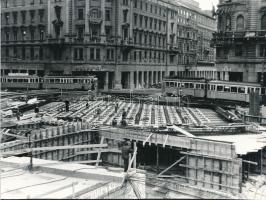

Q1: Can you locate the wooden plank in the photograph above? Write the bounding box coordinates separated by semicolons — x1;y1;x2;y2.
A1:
1;144;108;156
76;148;120;155
143;133;153;146
163;135;169;148
158;156;186;176
128;148;138;171
2;132;27;140
96;137;105;167
67;160;102;164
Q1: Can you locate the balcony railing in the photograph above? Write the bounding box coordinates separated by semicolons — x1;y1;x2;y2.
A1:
213;30;266;41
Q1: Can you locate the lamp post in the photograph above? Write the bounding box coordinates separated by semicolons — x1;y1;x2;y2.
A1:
178;90;182;108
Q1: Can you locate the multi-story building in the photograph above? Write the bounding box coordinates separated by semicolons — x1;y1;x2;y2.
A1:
1;0;216;91
212;0;266;85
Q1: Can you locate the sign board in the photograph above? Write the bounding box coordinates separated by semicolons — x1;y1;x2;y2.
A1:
8;73;29;76
74;65;103;71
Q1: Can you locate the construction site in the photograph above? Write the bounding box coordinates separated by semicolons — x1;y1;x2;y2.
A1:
1;90;266;199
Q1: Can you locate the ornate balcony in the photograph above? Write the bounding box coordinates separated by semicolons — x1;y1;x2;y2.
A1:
212;30;266;47
88;9;102;24
167;45;179;54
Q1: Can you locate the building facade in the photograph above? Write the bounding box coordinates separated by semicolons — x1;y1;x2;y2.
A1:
1;0;216;90
212;0;266;85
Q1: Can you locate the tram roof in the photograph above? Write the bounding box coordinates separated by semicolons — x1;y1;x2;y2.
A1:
43;75;97;79
164;78;263;87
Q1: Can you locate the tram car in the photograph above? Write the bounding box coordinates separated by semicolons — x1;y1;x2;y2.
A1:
163;78;266;103
43;75;97;91
1;73;98;92
1;74;42;90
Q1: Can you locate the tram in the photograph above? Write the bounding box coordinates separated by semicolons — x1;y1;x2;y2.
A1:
1;73;98;92
1;73;41;90
163;78;266;103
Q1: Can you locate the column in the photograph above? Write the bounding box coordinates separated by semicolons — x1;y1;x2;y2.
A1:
85;0;90;41
47;0;51;36
141;71;144;89
130;71;135;89
114;70;122;90
104;72;109;90
136;71;139;89
151;71;154;85
100;0;106;42
225;71;229;81
145;71;149;88
154;71;158;84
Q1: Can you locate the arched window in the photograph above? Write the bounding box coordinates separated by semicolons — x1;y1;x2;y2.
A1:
226;15;231;31
218;15;224;31
236;15;244;30
261;14;266;30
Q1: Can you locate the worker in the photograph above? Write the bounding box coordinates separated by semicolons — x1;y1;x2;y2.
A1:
121;140;133;172
16;110;21;121
65;101;70;112
34;106;39;114
86;102;89;108
122;109;127;120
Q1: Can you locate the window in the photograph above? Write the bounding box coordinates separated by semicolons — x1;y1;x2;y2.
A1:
133;0;137;8
260;45;266;57
123;10;127;22
134;14;137;26
30;0;34;5
78;9;84;20
39;9;44;23
74;48;84;60
21;11;26;24
39;28;44;40
236;15;244;30
5;13;10;25
90;48;94;60
105;10;111;21
106;49;114;61
30;47;34;60
22;47;26;60
123;0;128;6
22;30;27;40
226;15;231;31
96;48;100;60
30;29;35;41
39;48;43;60
235;44;243;56
77;27;84;39
5;48;9;59
5;31;10;41
13;12;17;24
123;52;128;61
262;14;266;30
30;10;35;23
13;47;17;58
170;55;174;63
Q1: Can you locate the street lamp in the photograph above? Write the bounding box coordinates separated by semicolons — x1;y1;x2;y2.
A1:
178;90;182;108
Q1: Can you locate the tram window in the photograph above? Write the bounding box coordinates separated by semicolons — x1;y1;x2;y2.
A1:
170;82;174;87
73;79;77;83
217;85;224;91
174;82;177;87
224;86;230;92
248;88;255;93
36;78;38;82
189;83;194;88
255;88;260;93
178;83;181;87
50;79;54;83
201;84;204;89
231;87;237;93
196;84;201;89
184;83;189;88
211;85;216;91
55;79;60;83
238;87;245;93
208;85;210;90
8;79;12;82
262;88;266;95
181;83;185;88
18;79;23;83
13;79;17;83
23;79;28;83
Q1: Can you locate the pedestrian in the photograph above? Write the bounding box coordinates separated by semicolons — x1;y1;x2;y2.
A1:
86;102;89;108
121;140;133;172
34;106;39;114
